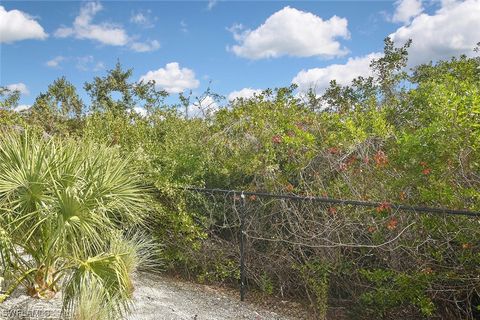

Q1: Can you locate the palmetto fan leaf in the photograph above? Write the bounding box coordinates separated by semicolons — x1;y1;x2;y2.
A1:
0;130;150;318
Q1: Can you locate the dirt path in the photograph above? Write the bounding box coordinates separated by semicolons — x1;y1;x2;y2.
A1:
0;272;301;320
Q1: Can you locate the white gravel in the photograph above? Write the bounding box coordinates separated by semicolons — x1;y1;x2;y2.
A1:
1;272;298;320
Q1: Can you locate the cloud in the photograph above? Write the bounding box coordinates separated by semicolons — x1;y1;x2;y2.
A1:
55;2;160;52
6;83;29;95
187;95;219;118
390;0;480;66
292;52;383;94
228;6;350;59
46;56;66;68
180;20;188;33
139;62;200;94
391;0;423;23
55;2;128;46
133;107;148;117
0;6;48;43
14;104;31;112
76;55;105;72
228;88;262;101
130;10;156;28
207;0;218;10
130;40;160;52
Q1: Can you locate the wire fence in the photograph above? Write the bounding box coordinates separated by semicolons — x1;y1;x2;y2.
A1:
181;186;480;317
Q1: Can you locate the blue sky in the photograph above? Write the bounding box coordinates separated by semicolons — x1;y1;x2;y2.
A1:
1;0;479;109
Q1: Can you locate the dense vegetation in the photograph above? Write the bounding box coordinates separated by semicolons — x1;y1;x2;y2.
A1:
1;38;480;319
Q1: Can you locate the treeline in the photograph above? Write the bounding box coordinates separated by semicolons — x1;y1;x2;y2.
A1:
1;38;480;319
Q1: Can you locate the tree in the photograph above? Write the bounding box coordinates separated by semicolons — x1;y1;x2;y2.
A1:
29;77;84;135
84;61;167;114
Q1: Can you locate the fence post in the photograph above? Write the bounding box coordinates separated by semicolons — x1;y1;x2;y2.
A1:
239;191;246;301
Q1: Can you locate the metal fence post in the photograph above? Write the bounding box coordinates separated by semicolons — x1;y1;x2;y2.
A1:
239;191;246;301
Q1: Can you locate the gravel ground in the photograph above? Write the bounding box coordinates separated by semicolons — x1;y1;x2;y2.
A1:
0;272;300;320
127;272;299;320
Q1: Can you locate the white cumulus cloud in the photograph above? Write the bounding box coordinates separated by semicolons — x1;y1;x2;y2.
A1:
130;40;160;52
187;96;219;118
292;52;383;94
228;6;350;59
46;56;66;68
0;6;48;43
14;104;31;112
390;0;480;66
6;83;29;95
391;0;423;24
55;2;128;46
139;62;200;94
228;88;263;101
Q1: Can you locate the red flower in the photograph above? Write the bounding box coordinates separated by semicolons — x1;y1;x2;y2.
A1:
420;161;428;167
327;147;339;154
374;150;388;167
346;156;356;166
422;168;431;175
328;207;337;215
272;135;282;144
249;195;257;201
387;217;398;230
376;201;392;213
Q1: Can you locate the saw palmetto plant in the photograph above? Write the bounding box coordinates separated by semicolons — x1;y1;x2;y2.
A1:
0;130;150;319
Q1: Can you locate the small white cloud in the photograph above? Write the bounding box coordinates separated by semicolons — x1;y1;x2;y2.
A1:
292;52;383;94
390;0;480;66
14;104;31;112
76;55;105;72
54;1;128;46
207;0;218;10
130;10;155;28
130;40;160;52
6;83;29;95
139;62;200;94
46;56;66;68
391;0;423;24
228;6;350;59
187;95;219;118
130;12;147;24
180;20;188;33
93;61;105;71
228;88;262;101
133;106;148;117
0;6;48;43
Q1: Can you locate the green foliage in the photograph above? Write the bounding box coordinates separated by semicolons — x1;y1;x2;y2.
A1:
28;77;84;135
0;131;150;318
3;40;480;319
297;261;331;320
359;269;435;317
84;61;167;114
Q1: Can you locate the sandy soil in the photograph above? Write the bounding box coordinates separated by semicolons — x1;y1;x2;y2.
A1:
127;272;299;320
0;272;300;320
